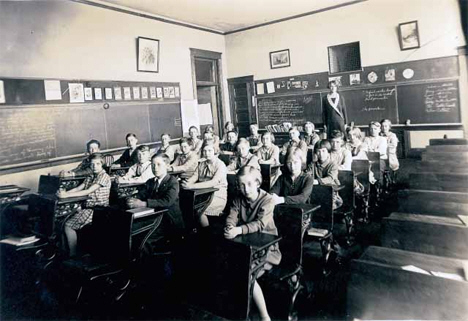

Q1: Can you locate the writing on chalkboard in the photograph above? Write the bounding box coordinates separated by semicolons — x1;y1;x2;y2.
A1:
0;109;56;165
364;88;396;102
424;82;458;113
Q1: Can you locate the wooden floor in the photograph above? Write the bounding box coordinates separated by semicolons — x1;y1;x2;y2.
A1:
1;159;420;321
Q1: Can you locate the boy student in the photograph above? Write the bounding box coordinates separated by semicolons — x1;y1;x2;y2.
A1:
227;138;260;173
281;127;307;166
247;124;263;152
169;137;199;178
225;166;281;321
220;130;239;156
271;148;314;205
157;133;177;162
380;119;399;171
127;154;184;242
114;133;139;167
117;145;154;184
302;121;321;149
188;126;203;155
329;130;353;170
60;139;101;177
312;140;342;209
58;154;111;256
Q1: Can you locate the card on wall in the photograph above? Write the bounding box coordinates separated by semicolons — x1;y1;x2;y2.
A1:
141;87;148;99
105;88;113;100
150;87;156;99
69;83;85;103
94;88;103;100
0;80;5;104
156;87;163;99
84;87;93;101
133;87;140;100
114;87;122;100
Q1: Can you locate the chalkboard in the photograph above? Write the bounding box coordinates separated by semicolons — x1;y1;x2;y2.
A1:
0;101;182;169
257;93;322;128
397;80;460;124
341;86;398;126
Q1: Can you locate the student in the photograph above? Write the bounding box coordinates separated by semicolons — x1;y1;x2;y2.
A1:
270;148;314;205
313;140;342;209
281;127;307;166
169;137;199;178
345;126;368;159
127;154;184;242
114;133;139;167
58;154;111;256
329;130;353;170
117;145;154;184
323;80;348;138
363;121;388;173
157;133;176;162
181;142;228;228
302;121;321;150
380;119;399;171
247;124;263;152
204;125;220;148
257;132;281;185
188;126;203;155
224;166;281;321
221;121;235;143
220;130;238;156
227;138;260;173
60;139;101;177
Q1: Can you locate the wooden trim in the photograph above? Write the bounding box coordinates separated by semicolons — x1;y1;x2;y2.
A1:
71;0;224;35
228;76;254;84
190;48;222;60
225;0;368;35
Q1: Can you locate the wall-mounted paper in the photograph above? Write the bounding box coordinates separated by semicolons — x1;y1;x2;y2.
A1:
169;87;175;98
0;80;6;104
175;87;180;97
114;87;122;100
141;87;148;99
156;88;163;99
69;83;84;103
198;103;213;125
133;87;140;100
105;88;113;100
150;87;156;99
94;88;103;100
44;80;62;101
84;87;93;100
256;83;265;95
123;87;131;100
266;81;275;94
181;99;200;133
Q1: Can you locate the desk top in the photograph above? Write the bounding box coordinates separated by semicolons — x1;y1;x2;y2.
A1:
115;181;146;189
276;203;321;213
45;194;89;204
0;185;30;196
229;233;281;251
181;187;219;194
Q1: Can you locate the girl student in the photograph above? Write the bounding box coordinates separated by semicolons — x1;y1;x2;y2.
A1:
256;131;282;186
181;141;228;228
226;138;260;173
224;166;281;321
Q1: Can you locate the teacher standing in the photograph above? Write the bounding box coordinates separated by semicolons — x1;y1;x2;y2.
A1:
323;80;348;138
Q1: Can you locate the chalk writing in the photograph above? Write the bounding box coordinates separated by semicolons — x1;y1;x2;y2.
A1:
424;82;458;113
364;88;396;102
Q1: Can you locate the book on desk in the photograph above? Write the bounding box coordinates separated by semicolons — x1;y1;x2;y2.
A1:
0;235;40;246
127;207;155;218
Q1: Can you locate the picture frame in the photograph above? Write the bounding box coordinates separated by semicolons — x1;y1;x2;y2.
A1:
398;21;420;51
137;36;160;73
269;49;290;69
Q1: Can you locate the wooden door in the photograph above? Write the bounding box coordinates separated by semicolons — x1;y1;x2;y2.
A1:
228;76;255;138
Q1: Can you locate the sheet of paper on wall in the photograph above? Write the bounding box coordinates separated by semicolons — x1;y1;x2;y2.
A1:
0;80;5;104
198;103;213;125
150;87;156;99
256;83;265;95
156;87;163;99
163;87;170;98
114;87;122;100
141;87;148;100
44;80;62;101
181;99;200;133
266;81;275;94
94;88;103;100
105;88;113;100
68;83;85;103
84;87;93;101
123;87;131;100
133;87;140;100
169;87;175;98
175;87;180;97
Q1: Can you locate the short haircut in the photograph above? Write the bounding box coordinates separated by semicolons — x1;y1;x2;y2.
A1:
369;121;381;128
328;80;338;89
137;145;150;153
89;153;105;165
381;119;392;127
261;131;275;143
188;125;199;133
86;139;101;149
286;148;304;163
236;138;250;150
161;133;171;139
330;130;344;139
346;127;363;140
179;137;189;145
304;121;315;129
317;140;332;152
227;130;238;137
236;165;262;186
151;153;170;164
125;133;137;140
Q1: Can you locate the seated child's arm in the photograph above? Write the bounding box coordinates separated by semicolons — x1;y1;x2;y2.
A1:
171;154;198;173
146;177;179;208
283;175;314;204
57;181;101;198
238;199;275;235
317;164;340;186
185;162;227;189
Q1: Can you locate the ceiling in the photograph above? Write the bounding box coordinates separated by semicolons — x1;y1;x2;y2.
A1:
95;0;365;33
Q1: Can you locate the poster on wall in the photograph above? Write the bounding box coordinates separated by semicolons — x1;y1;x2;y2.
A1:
68;83;85;103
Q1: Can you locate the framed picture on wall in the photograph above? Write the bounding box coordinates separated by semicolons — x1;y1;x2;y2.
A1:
398;21;420;50
137;37;160;73
270;49;290;69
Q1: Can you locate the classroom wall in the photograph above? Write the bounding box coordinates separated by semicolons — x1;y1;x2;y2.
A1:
0;0;229;190
225;0;468;143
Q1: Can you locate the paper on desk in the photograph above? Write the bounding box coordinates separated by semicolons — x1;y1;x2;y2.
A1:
430;271;465;281
401;265;430;275
458;215;468;226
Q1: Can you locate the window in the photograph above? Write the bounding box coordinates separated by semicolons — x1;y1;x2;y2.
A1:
328;41;362;74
